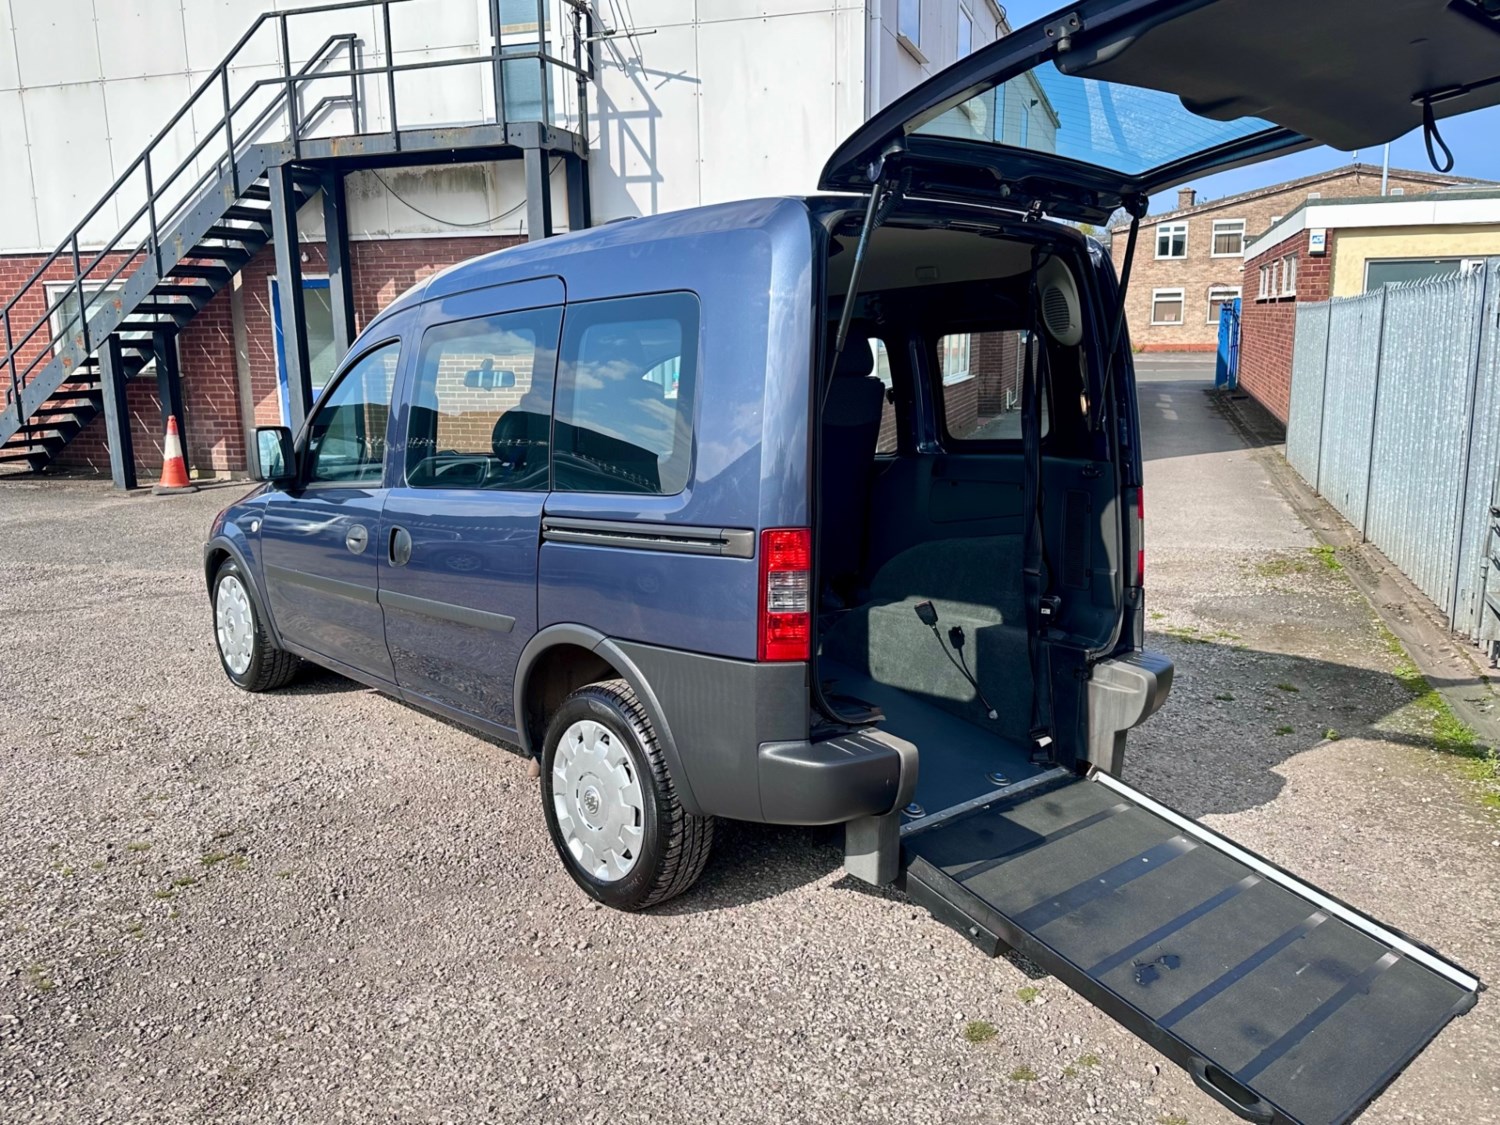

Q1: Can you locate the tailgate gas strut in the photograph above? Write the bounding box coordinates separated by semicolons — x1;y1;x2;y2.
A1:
1093;192;1148;433
826;143;908;405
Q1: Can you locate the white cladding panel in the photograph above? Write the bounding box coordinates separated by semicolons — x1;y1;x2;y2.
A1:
0;0;993;254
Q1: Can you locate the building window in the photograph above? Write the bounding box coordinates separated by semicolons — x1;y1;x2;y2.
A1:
957;4;973;56
1155;222;1188;259
553;292;699;496
1150;289;1185;325
1364;257;1466;290
1207;286;1241;323
1258;265;1270;300
939;333;971;384
899;0;921;49
1281;255;1297;296
1211;219;1246;257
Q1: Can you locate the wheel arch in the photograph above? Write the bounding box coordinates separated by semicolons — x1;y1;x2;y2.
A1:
203;536;284;649
514;624;703;817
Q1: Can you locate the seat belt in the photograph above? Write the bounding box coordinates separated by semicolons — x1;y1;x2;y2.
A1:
1021;255;1056;762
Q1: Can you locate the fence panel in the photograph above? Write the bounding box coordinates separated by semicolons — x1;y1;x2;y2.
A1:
1365;269;1488;624
1316;289;1384;533
1284;261;1500;643
1286;301;1330;483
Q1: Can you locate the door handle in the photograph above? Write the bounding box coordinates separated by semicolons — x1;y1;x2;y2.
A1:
389;526;412;567
345;524;369;554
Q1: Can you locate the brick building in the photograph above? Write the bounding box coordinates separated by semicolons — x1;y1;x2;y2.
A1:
1237;189;1500;422
1108;164;1488;352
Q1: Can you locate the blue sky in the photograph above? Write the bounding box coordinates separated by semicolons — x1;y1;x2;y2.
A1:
998;0;1500;212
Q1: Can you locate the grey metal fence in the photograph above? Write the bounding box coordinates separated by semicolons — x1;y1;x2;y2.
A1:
1287;259;1500;649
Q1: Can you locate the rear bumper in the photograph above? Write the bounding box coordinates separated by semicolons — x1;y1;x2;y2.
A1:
757;730;914;825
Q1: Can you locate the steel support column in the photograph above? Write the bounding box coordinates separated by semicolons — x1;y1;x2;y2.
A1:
99;335;137;491
564;153;591;233
321;170;357;361
524;147;553;242
154;330;187;451
270;164;312;433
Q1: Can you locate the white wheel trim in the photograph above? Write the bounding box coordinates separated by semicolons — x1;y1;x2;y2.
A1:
215;574;255;676
552;718;646;882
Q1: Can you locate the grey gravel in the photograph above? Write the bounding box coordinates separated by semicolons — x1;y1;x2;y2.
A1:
2;360;1497;1124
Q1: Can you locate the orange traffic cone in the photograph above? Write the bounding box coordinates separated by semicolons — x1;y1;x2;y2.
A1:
152;415;198;495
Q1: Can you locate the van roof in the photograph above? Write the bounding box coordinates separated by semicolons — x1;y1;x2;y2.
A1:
365;196;817;333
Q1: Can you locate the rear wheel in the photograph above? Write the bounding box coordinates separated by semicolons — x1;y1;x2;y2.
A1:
540;679;714;910
213;559;299;692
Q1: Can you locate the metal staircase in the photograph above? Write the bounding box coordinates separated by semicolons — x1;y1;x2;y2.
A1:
0;0;593;481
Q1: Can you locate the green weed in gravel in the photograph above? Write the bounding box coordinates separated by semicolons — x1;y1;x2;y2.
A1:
1009;1065;1039;1082
1309;544;1342;571
1273;725;1295;736
963;1020;998;1043
1253;556;1307;578
1160;1115;1190;1125
1214;692;1235;701
1274;682;1299;693
1323;729;1341;741
1016;985;1040;1004
1077;1053;1101;1068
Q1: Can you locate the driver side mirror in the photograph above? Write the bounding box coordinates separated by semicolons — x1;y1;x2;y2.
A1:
252;426;297;483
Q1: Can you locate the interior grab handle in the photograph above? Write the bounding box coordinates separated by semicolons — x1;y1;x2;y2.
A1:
389;526;412;567
1188;1058;1273;1124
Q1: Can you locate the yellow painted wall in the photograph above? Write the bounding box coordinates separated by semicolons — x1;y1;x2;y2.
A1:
1331;225;1500;296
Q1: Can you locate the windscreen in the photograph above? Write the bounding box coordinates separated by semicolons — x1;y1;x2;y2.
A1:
914;66;1277;176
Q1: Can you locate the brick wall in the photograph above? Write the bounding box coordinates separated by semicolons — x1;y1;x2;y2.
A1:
1109;167;1475;352
10;233;522;479
1237;229;1332;423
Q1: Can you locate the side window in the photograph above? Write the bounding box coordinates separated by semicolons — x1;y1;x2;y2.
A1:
305;341;400;485
553;292;699;496
936;330;1047;444
403;306;562;491
871;337;897;455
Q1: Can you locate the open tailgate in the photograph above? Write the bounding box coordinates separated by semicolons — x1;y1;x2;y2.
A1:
903;771;1479;1125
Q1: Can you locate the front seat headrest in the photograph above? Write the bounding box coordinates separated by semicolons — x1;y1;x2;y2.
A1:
832;332;874;379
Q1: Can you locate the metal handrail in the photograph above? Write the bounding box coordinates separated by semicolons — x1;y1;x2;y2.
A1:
3;0;586;428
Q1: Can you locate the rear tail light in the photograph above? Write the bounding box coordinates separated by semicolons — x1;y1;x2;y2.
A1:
758;527;812;662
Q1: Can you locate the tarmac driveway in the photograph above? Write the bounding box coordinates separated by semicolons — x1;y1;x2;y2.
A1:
1;359;1496;1123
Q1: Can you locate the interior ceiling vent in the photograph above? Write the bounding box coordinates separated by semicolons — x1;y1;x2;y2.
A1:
1038;259;1082;346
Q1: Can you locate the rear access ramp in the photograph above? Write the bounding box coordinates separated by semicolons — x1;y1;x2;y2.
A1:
902;771;1479;1125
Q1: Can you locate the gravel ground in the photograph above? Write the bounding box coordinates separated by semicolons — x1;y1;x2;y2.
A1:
2;366;1497;1124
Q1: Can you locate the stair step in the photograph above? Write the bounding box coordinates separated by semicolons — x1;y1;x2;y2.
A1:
222;204;272;222
200;224;267;243
151;283;216;299
168;264;234;281
186;245;252;265
0;450;46;465
242;182;272;201
134;299;202;313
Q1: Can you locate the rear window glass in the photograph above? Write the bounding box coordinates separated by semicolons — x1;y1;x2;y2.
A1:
937;330;1047;443
872;338;897;454
553;292;699;495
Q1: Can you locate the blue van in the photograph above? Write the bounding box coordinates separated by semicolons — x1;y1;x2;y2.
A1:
205;3;1489;1120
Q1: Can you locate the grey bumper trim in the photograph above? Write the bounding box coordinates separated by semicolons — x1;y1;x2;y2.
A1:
757;729;910;825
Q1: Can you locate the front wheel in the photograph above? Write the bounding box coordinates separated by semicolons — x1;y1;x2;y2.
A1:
213;560;299;692
540;679;714;910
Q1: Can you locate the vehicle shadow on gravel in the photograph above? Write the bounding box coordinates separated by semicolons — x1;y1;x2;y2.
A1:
659;819;845;913
1129;635;1486;821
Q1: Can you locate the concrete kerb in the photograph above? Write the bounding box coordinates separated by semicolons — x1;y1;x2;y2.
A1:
1210;387;1500;754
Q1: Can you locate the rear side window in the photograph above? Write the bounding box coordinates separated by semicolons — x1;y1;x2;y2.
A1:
404;307;562;491
936;329;1047;444
553;292;699;495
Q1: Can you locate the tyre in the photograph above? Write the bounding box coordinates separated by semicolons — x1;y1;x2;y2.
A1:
540;679;714;910
212;559;300;692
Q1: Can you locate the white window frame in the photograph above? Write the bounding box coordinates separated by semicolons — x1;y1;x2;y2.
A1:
1210;219;1246;258
1154;222;1188;260
1206;285;1241;323
940;332;972;384
898;0;924;59
1281;255;1297;297
1150;288;1186;326
1256;266;1268;300
957;3;973;57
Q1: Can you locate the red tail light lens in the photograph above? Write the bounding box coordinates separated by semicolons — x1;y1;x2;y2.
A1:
758;527;812;661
